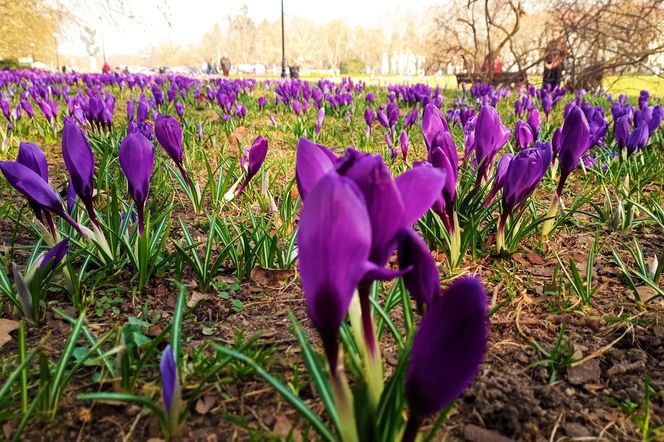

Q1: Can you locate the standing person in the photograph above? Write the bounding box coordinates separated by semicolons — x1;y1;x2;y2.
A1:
543;39;565;89
102;61;111;74
220;55;231;77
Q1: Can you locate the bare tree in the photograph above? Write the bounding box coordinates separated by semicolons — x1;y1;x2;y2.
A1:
548;0;664;90
428;0;528;80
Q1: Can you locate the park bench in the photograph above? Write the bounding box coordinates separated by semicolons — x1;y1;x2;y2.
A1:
455;71;528;87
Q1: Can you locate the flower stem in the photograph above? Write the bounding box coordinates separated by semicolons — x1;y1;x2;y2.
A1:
331;354;359;442
349;291;383;406
541;194;560;238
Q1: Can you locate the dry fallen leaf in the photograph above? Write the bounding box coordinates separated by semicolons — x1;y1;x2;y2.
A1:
79;407;92;423
195;394;216;414
187;291;215;308
0;319;19;349
250;266;294;287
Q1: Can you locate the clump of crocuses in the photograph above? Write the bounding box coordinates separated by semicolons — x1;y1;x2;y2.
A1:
296;137;488;441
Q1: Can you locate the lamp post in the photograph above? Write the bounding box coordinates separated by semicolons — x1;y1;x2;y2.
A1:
52;33;60;71
280;0;287;78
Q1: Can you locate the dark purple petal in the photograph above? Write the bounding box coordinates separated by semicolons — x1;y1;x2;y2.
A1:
160;345;178;413
154;114;184;165
557;105;590;195
118;133;155;233
483;152;514;207
295;137;336;200
297;173;372;373
421;103;449;150
397;230;440;308
16;142;48;182
395;166;446;227
343;155;406;266
62;118;95;220
406;276;488;417
39;237;69;270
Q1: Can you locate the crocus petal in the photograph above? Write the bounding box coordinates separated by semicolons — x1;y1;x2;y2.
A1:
405;276;488;417
398;229;440;308
160;345;178;413
297;173;372;372
395;166;446;227
0;161;66;218
421;103;449;150
62;118;95;213
343;154;406;266
39;237;69;270
295;137;336;200
16;142;48;181
154;114;184;165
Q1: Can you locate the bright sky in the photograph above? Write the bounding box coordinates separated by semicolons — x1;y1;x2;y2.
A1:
60;0;438;57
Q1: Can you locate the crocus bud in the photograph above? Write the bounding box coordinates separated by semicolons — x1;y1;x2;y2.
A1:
515;120;534;150
557;105;590;196
626;123;649;155
527;108;540;138
155;114;188;184
118;132;155;234
16;142;48;182
400;130;409;161
236;136;268;196
315;107;325;136
160;345;181;431
501;141;551;225
614;115;629;149
62;117;97;225
404;276;488;440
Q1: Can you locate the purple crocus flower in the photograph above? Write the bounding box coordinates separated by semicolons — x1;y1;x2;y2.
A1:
500;141;551;227
403;276;488;441
0;161;83;235
365;92;375;104
557;105;590;196
62;117;97;225
474;105;510;183
315;107;325;136
269;114;277;127
514;120;534;150
257;96;267;110
527;108;540;138
614;115;629;150
197;122;203;141
118;132;155;234
400;130;409;162
160;345;180;420
175;102;184;120
376;108;389;129
126;99;135;124
483;152;514;207
364;107;374;136
21;97;34;118
292;100;301;116
154;114;189;184
236;136;268;196
421;104;449;150
627;123;649;155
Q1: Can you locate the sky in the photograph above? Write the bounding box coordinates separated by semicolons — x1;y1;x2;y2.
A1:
59;0;438;57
